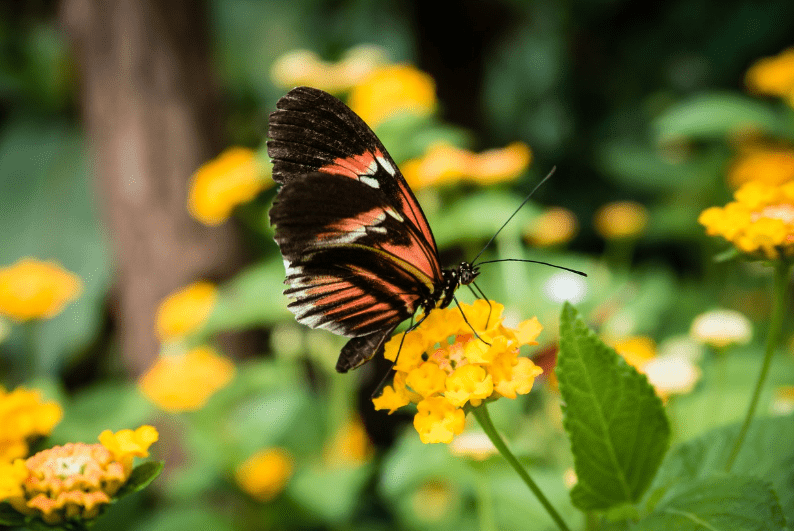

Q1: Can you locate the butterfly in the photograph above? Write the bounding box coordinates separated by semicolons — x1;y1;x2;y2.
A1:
268;86;481;373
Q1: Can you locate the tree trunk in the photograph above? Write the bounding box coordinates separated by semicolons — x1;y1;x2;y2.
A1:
60;0;248;375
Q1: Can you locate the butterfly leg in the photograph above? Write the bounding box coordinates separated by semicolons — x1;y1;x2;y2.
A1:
466;281;493;328
454;296;492;347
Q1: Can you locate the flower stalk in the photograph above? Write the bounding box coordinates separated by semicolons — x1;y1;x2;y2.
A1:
725;259;792;471
472;404;571;531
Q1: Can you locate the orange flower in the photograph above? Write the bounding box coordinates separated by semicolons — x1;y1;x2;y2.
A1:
0;258;82;322
348;64;437;127
401;141;532;190
155;281;217;341
699;180;794;259
745;47;794;106
188;147;271;226
235;448;293;502
138;346;235;413
524;207;578;247
270;45;388;94
594;201;649;239
728;144;794;188
0;426;158;525
0;386;63;462
322;417;373;467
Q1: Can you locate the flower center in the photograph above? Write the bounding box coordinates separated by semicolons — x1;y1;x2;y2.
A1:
52;455;90;478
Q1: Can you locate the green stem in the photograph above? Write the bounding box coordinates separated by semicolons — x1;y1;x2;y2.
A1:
472;404;571;531
725;260;792;471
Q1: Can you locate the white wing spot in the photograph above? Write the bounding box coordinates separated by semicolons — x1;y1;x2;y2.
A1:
359;175;380;189
385;208;404;223
377;156;396;176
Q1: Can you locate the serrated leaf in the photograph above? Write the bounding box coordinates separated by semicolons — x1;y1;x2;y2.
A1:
557;303;670;511
114;461;164;499
648;415;794;525
633;476;786;531
653;92;784;142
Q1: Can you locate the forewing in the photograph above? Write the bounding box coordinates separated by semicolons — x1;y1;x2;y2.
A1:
267;86;442;283
270;173;433;338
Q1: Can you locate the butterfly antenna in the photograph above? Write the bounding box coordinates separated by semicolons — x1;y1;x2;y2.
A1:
470;166;556;266
477;258;587;277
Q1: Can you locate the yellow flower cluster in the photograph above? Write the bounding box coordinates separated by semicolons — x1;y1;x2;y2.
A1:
745;47;794;107
0;426;157;525
699;180;794;260
348;64;437;127
155;281;218;341
235;448;293;502
138;346;235;413
270;45;388;94
0;387;62;462
0;258;82;322
401;141;532;190
373;300;543;444
188;147;271;226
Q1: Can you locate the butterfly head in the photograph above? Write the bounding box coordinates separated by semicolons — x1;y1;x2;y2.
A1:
457;261;480;286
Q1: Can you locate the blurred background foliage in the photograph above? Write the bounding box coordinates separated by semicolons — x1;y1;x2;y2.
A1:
2;0;794;530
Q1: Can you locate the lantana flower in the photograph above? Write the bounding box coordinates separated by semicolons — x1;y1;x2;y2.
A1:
373;300;543;444
138;346;235;412
699;180;794;260
0;387;63;462
690;309;753;349
745;47;794;107
188;147;272;226
347;64;437;127
0;258;83;322
728;144;794;188
594;201;649;240
0;426;158;525
155;281;218;341
401;141;532;190
270;45;388;94
524;207;579;248
235;448;294;502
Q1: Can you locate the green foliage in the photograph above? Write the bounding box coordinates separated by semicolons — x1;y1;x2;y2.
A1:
115;462;165;499
557;303;670;511
634;477;786;531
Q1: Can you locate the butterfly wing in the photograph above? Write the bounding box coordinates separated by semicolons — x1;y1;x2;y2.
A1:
268;87;444;371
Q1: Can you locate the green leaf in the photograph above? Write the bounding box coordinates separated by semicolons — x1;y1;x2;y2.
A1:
633;476;786;531
653;92;785;142
115;461;164;499
556;303;671;511
648;415;794;525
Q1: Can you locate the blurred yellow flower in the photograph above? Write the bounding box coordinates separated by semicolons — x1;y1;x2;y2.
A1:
271;45;388;94
348;64;436;127
690;309;752;349
524;207;578;247
594;201;649;240
410;479;457;524
0;426;158;525
155;281;217;341
138;346;235;412
0;316;9;344
745;47;794;106
0;258;82;322
323;417;373;467
611;336;657;371
0;386;63;462
373;300;543;444
728;144;794;188
699;180;794;260
235;448;293;502
401;141;532;190
188;147;271;226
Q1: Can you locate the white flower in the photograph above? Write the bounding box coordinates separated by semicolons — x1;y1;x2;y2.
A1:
690;309;752;348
